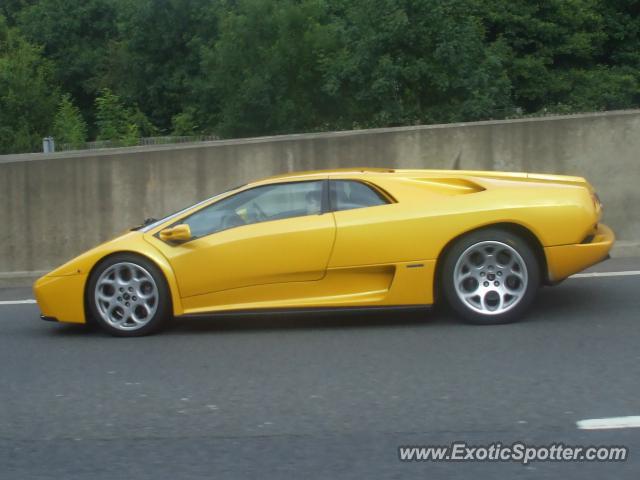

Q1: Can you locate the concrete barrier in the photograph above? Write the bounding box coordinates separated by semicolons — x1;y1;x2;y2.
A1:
1;109;639;277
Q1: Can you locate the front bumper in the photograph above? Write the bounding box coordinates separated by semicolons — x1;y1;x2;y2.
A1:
544;223;615;282
33;273;88;324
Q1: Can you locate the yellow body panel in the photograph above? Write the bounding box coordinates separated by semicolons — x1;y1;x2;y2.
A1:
181;260;435;314
148;213;336;298
34;168;615;324
33;274;88;324
34;232;185;323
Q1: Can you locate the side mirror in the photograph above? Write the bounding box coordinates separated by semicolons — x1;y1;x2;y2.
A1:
159;224;192;243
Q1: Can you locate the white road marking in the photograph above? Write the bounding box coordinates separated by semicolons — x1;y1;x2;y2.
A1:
0;299;36;305
577;416;640;430
571;270;640;278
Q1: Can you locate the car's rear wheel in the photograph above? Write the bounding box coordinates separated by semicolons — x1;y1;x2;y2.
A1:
87;254;171;336
441;228;541;324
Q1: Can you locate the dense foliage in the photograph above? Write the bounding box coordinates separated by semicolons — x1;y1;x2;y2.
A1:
0;0;639;153
52;94;87;148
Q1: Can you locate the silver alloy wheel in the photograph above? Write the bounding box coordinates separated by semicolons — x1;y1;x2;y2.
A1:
94;262;159;331
453;241;528;315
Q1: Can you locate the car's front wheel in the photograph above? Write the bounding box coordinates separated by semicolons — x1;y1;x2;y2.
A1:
87;254;171;336
441;228;541;324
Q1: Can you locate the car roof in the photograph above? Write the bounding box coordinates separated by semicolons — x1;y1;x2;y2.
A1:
255;168;396;184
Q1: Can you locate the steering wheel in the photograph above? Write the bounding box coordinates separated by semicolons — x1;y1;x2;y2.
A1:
221;212;246;229
251;202;268;221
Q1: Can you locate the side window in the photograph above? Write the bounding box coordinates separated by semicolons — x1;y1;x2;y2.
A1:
330;180;389;211
180;181;323;239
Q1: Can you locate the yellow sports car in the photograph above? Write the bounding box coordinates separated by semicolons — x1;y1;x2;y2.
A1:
34;168;614;336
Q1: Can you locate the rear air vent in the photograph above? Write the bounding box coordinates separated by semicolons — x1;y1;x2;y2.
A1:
413;178;486;195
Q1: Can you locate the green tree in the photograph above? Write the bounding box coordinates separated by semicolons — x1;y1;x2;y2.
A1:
171;109;199;136
2;0;640;147
52;94;87;148
95;88;140;144
319;0;513;127
0;15;58;154
201;0;515;137
130;107;159;138
104;0;219;132
17;0;119;126
481;0;640;114
198;0;340;137
121;123;140;147
0;0;35;25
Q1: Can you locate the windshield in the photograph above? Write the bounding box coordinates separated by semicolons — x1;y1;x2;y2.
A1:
136;184;246;233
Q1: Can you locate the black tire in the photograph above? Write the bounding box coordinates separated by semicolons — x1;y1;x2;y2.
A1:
86;253;171;336
441;228;541;325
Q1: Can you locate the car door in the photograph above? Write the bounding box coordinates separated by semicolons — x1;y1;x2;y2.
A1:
151;180;336;298
327;179;404;267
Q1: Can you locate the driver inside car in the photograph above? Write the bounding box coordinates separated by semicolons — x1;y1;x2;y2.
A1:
305;189;322;215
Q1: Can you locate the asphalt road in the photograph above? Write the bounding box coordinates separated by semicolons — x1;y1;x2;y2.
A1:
1;258;639;479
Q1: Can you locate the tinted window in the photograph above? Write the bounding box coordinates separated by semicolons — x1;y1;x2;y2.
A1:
180;181;323;239
330;180;388;211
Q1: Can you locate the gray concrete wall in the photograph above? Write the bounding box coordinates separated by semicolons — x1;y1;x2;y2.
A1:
1;109;639;274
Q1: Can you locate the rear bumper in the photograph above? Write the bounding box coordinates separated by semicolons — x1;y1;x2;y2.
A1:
544;223;615;282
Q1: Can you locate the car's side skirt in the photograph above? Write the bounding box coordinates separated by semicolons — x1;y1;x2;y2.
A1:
176;304;432;319
179;260;437;315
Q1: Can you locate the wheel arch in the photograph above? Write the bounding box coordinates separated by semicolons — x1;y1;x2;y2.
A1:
433;222;548;304
83;250;183;322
